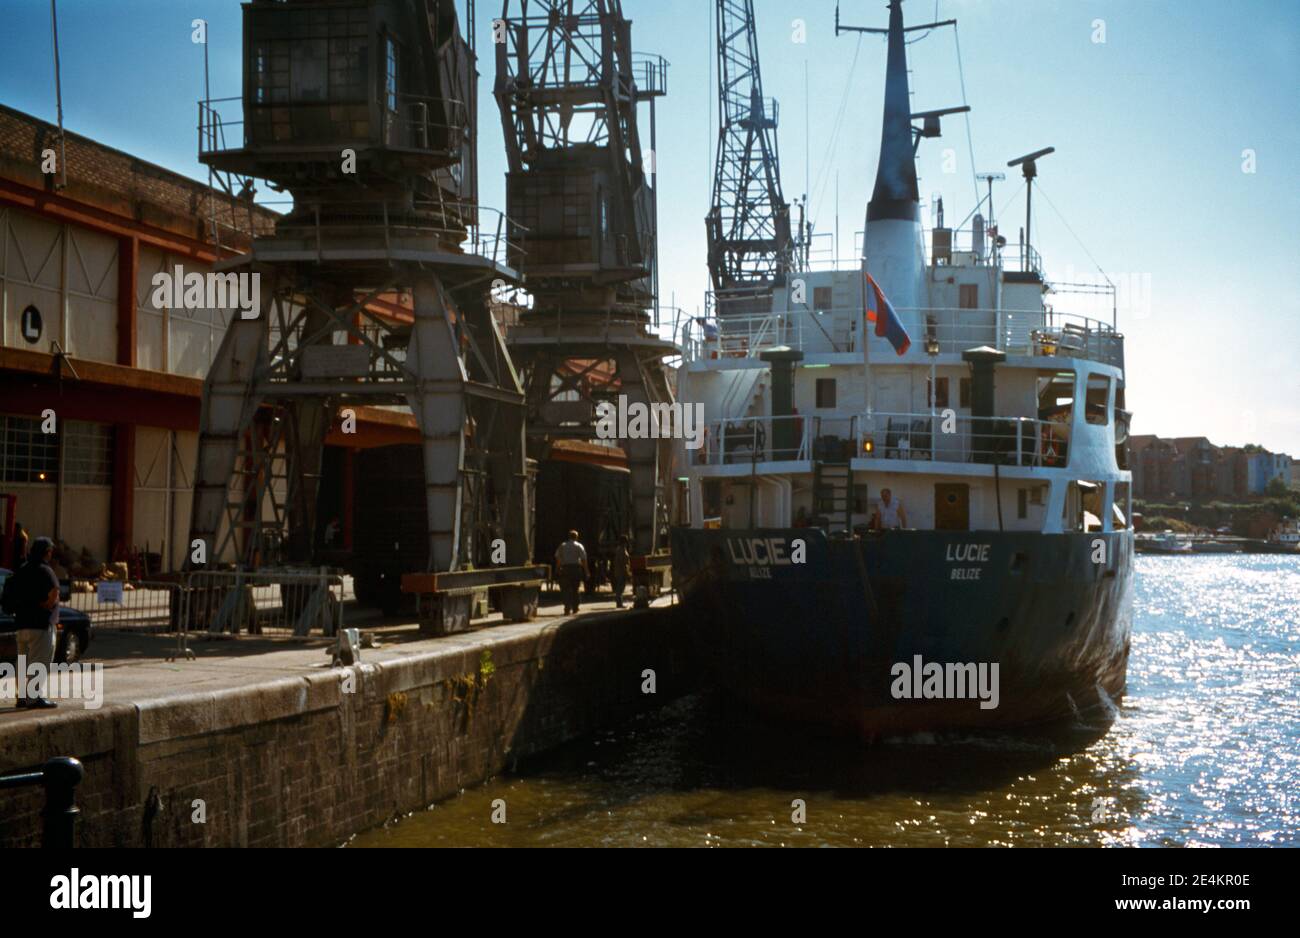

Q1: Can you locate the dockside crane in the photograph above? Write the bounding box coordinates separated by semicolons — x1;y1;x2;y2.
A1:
189;0;541;631
706;0;802;318
496;0;679;570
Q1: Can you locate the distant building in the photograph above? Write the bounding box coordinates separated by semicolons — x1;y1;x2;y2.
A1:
1130;434;1292;499
1264;452;1293;493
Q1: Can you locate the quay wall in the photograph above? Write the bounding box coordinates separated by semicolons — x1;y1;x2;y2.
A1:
0;608;691;848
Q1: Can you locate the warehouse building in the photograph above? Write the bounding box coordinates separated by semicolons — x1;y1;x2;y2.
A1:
0;104;420;573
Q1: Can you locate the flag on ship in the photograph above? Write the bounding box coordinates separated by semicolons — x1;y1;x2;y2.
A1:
863;272;911;355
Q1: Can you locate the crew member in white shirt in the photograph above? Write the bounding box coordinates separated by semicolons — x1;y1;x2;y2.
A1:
554;531;590;615
871;488;908;531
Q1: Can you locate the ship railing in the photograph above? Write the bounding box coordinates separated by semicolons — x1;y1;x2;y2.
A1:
686;305;1122;369
927;228;1044;275
1025;311;1124;369
856;411;1071;468
692;410;1071;470
683;311;807;361
900;307;1121;366
694;415;813;468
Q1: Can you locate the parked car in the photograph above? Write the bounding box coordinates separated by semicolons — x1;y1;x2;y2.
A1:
0;567;94;664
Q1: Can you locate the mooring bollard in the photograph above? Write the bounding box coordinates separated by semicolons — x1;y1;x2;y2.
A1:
42;757;84;848
0;756;84;848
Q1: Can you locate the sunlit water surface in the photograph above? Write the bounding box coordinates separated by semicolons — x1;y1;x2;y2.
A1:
351;556;1300;847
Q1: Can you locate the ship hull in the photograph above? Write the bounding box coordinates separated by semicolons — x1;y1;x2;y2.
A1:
670;527;1134;738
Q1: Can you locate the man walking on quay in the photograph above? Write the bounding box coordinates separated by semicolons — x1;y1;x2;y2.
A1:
554;530;589;616
611;535;632;609
0;536;60;709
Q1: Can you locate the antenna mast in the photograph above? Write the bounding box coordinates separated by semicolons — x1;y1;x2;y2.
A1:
1008;147;1055;271
49;0;67;190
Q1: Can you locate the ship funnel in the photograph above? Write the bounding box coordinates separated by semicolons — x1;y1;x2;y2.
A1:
868;1;920;224
861;0;928;333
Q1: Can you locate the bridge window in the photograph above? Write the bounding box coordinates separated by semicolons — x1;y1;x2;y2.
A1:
927;376;950;409
1086;374;1111;426
1064;480;1105;532
1038;371;1076;425
959;284;979;309
1113;482;1131;530
813;286;833;312
816;378;837;409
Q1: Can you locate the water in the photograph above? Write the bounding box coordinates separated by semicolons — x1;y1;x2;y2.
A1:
350;556;1300;847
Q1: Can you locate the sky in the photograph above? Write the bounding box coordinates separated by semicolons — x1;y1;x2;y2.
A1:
2;0;1298;455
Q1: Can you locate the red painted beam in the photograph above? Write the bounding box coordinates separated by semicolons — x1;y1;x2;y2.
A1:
117;236;138;367
110;424;135;562
0;374;200;432
0;176;227;263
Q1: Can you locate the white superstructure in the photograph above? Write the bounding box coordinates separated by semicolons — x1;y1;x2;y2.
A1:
676;1;1130;542
678;235;1131;540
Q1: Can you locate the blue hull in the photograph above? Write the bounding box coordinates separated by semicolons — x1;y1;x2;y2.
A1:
670;528;1134;737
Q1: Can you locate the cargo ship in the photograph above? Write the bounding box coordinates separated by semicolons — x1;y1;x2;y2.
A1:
671;0;1134;738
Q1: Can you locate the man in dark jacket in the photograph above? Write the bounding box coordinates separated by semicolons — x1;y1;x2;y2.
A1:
611;535;632;609
8;537;60;709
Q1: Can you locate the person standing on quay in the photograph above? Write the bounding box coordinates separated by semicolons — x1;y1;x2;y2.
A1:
11;521;28;568
554;531;589;616
611;535;633;609
3;537;60;709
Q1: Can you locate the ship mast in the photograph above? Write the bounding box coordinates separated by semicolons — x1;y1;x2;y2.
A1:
837;0;967;318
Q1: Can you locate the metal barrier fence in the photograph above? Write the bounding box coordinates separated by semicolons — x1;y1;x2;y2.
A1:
64;582;184;634
61;571;346;661
185;570;345;638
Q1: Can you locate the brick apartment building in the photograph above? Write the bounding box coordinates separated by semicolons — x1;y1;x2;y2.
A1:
1130;434;1294;499
0;104;421;572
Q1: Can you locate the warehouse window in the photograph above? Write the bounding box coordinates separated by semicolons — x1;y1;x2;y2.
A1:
0;415;59;484
64;421;114;486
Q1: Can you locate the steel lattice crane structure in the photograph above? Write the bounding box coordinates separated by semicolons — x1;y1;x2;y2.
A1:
495;0;678;561
706;0;802;318
189;0;542;626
